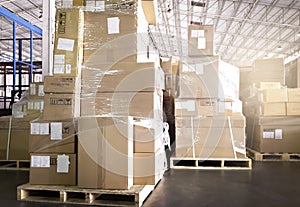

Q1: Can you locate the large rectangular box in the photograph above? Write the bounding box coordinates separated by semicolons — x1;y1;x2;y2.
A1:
133;148;166;185
258;88;288;102
188;25;214;56
285;58;300;88
246;116;300;153
81;90;163;119
82;61;165;94
178;57;239;99
43;93;80;120
29;153;76;185
259;103;286;116
78;117;133;189
44;76;81;93
134;119;164;153
253;58;284;72
286;103;300;116
175;98;218;117
29;119;76;153
175;127;246;158
288;88;300;102
53;8;84;77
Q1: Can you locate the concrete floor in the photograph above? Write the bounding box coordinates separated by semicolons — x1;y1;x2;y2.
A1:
1;161;300;207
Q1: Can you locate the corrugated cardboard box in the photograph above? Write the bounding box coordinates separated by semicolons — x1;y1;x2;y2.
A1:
43;93;80;120
258;88;288;102
288;88;300;102
286;103;300;116
175;98;218;117
29;153;76;185
134;119;164;153
178;57;239;99
175;115;246;129
78;117;133;189
259;103;286;116
29;119;76;153
53;8;84;76
253;58;284;72
44;76;81;93
175;127;245;158
188;25;214;56
81;90;163;119
82;60;165;94
134;148;166;185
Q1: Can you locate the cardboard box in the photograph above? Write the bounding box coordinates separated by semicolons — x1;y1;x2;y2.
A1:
288;88;300;102
178;57;239;99
175;98;218;117
53;9;84;76
29;119;76;153
188;25;214;56
175;115;246;129
285;58;300;88
78;117;133;189
258;88;288;102
0;130;8;159
29;153;76;185
134;119;164;153
81;91;163;119
259;103;286;116
43;93;80;120
258;82;281;90
175;127;246;158
286;103;300;116
44;76;81;93
82;61;165;94
9;130;30;160
133;148;166;185
253;58;284;72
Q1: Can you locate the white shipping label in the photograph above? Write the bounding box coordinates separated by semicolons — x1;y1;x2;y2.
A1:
195;64;204;75
31;156;50;168
62;0;73;7
38;85;44;96
30;83;36;95
263;131;274;139
275;129;283;140
191;30;204;38
28;101;34;110
57;38;75;51
54;55;65;74
30;123;40;135
51;122;63;140
197;37;206;49
95;1;105;11
107;17;120;34
66;64;72;74
57;155;70;173
39;123;49;135
175;100;195;111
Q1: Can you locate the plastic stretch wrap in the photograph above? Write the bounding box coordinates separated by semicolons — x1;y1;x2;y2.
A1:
178;56;239;100
175;115;247;159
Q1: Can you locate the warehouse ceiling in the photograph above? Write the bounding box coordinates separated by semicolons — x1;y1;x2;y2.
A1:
0;0;299;68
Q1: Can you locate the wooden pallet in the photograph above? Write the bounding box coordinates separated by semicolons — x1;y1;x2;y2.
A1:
247;148;300;161
0;160;30;170
170;157;252;170
17;183;156;207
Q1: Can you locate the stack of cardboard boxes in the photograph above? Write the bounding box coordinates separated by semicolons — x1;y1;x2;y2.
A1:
175;55;247;159
0;82;44;161
78;2;166;189
27;0;166;189
245;83;300;153
28;8;84;185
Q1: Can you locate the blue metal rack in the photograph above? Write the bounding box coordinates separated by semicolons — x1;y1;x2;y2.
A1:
0;6;43;112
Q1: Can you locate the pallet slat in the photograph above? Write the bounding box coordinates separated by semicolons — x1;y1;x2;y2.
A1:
17;183;156;207
170;157;252;170
0;160;30;170
247;148;300;161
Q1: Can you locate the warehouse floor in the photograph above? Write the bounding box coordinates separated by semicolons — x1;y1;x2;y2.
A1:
1;161;300;207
